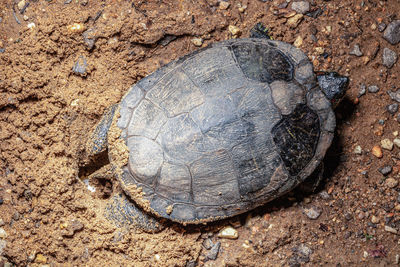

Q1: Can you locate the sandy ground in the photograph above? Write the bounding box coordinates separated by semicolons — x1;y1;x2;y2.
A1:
1;0;400;266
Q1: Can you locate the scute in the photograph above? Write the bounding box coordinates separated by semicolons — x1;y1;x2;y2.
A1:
231;41;294;83
271;104;320;176
114;38;335;223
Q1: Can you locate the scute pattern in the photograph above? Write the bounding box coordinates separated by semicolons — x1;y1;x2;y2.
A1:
114;38;334;223
271;104;320;176
231;42;294;83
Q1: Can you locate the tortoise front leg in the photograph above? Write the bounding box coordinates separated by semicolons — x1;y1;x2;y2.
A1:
86;104;118;158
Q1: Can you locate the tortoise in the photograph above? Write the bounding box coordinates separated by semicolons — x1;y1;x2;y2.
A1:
85;24;348;231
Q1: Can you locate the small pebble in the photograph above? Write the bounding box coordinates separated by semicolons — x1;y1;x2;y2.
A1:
315;47;324;54
205;241;221;261
287;14;303;28
379;165;392;176
372;145;383;158
72;56;87;75
291;1;310;14
191;38;203;47
17;0;26;10
319;190;330;200
396;254;400;265
228;25;241;36
388;89;400;103
368;85;380;93
0;219;4;227
218;226;238;239
385;178;398;188
349;44;363;57
0;228;6;239
387;103;399;114
0;239;6;256
82;29;97;50
303;206;321;220
296;243;313;258
384;225;398;234
393;138;400;148
358;84;366;97
354;145;362;155
378;23;386;32
238;5;247;13
67;23;85;33
202;238;213;250
382;47;398;68
294;35;303;47
371;215;380;224
381;139;394;150
383;20;400;45
344;212;353;221
219;1;230;10
363;251;369;258
35;254;47;264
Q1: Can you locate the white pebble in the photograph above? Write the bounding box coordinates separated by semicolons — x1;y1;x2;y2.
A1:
381;138;394;150
353;145;362;155
218;226;238;239
385;225;398;234
393;138;400;148
228;25;241;36
219;1;230;10
0;228;7;239
191;38;203;47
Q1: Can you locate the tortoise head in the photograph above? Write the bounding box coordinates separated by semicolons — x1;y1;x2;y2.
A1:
316;72;349;108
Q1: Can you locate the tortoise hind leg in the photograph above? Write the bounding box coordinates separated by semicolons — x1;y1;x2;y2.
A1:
83;164;164;233
104;193;164;233
297;162;325;194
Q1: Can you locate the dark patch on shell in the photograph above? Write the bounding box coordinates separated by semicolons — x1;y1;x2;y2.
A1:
271;104;320;176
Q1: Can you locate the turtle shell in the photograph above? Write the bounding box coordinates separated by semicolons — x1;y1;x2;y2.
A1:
113;38;335;223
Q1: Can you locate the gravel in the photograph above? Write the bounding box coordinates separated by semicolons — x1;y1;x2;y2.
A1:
205;241;221;261
383;20;400;45
303;206;321;219
382;47;398;68
387;103;399;114
394;138;400;148
0;239;6;256
353;145;362;154
368;85;380;93
385;178;398;189
291;1;310;14
349;44;363;56
379;165;392;176
217;226;238;239
388;89;400;103
358;84;366;97
202;238;213;250
0;228;6;239
72;56;88;75
384;225;398;234
378;22;387;32
82;29;97;50
381;138;394;150
191;38;203;47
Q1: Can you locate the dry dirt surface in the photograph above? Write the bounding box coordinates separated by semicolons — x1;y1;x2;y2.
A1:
1;0;400;266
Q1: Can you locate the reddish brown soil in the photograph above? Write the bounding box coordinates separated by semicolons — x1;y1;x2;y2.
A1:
1;0;400;266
